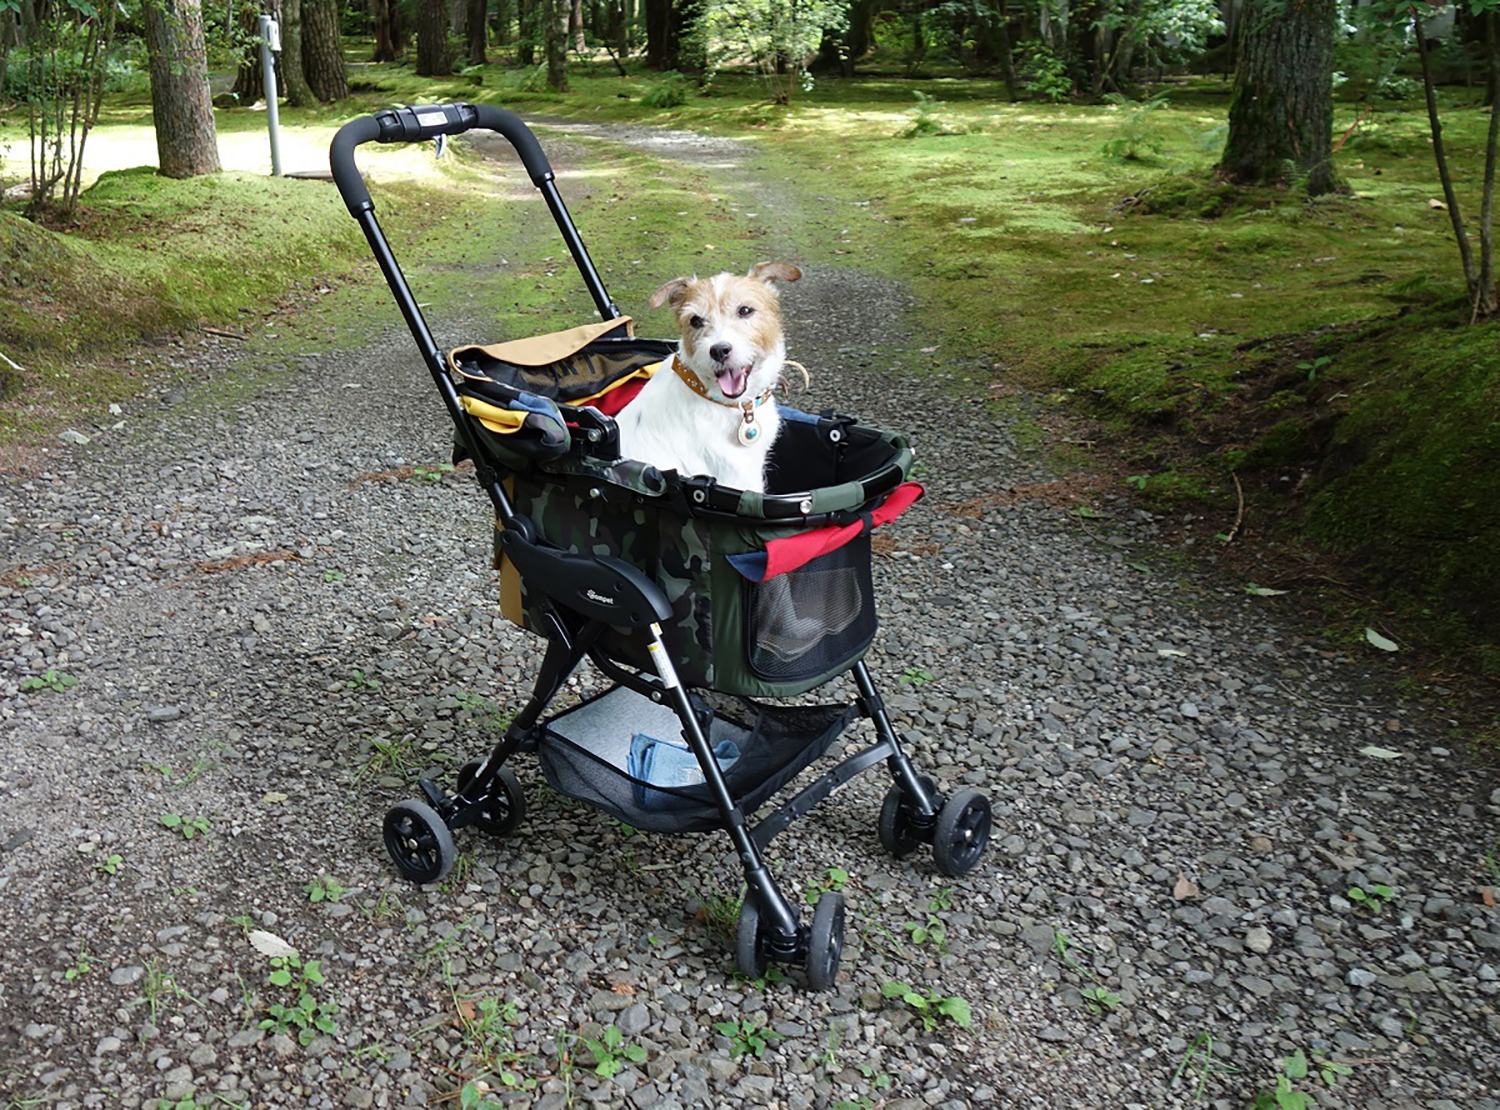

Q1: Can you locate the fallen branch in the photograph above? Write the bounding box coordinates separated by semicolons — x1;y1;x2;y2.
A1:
203;327;247;341
1222;473;1245;544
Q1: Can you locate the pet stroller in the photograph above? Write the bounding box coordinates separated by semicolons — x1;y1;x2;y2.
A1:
330;104;992;988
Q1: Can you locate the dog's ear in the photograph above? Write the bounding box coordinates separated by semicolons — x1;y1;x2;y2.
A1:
748;262;802;287
649;277;692;309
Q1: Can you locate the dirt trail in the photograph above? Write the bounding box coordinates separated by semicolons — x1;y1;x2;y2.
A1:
0;117;1496;1110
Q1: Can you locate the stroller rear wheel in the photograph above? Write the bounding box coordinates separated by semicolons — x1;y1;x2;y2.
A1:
878;775;938;859
383;799;456;884
735;895;770;979
805;892;845;991
932;788;992;877
456;760;527;837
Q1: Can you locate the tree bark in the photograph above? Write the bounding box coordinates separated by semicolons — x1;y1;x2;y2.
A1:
143;0;221;178
572;0;586;52
1217;0;1338;196
467;0;488;64
302;0;348;99
278;0;316;108
415;0;452;74
644;0;679;69
544;0;568;88
517;0;535;63
232;3;265;104
372;0;406;62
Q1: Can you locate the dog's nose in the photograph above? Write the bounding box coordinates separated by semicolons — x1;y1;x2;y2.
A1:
709;342;732;364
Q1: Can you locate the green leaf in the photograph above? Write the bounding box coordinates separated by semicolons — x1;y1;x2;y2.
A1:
937;996;972;1027
879;980;909;999
1284;1050;1309;1079
1364;627;1399;652
159;814;182;828
623;1045;647;1062
603;1025;622;1049
713;1020;738;1037
303;961;325;983
269;969;293;987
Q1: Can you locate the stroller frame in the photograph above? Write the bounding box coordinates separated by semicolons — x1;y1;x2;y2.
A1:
330;104;992;988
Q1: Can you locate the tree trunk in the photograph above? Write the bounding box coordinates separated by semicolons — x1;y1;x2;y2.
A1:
644;0;679;69
572;0;586;52
518;0;536;63
544;0;568;88
143;0;221;178
372;0;406;61
493;0;509;46
279;0;316;108
1217;0;1337;196
302;0;348;99
467;0;487;64
415;0;452;74
232;2;265;104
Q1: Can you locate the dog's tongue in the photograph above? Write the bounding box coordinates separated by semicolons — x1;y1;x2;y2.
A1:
717;366;750;399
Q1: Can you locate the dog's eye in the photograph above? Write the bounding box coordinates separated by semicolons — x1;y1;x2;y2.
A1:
689;315;705;329
737;305;755;318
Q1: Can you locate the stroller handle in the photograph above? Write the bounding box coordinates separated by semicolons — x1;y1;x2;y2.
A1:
331;103;555;216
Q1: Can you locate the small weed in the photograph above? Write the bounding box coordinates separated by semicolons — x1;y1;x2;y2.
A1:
577;1024;648;1077
132;960;199;1023
878;980;972;1031
454;690;514;734
1126;474;1149;491
693;888;742;939
322;568;346;583
158;813;210;840
303;876;349;904
1099;91;1171;161
1080;985;1121;1014
62;947;92;981
19;669;77;693
902;914;947;952
411;462;456;483
95;853;123;876
1346;882;1395;913
1249;1049;1355;1109
346;669;381;691
259;954;337;1047
714;1016;783;1058
897;666;934;687
1169;1031;1237;1101
364;734;418;777
804;866;850;905
1297;355;1333;382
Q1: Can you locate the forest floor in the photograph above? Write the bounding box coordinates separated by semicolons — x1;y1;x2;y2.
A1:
1;112;1498;1110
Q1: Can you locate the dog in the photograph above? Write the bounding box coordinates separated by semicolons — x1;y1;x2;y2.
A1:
614;261;803;494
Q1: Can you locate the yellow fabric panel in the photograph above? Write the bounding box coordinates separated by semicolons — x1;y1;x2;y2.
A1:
460;394;529;434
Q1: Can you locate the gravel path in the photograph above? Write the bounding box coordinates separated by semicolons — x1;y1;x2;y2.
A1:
2;120;1498;1110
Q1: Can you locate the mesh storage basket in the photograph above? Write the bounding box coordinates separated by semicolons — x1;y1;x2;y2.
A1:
538;685;854;833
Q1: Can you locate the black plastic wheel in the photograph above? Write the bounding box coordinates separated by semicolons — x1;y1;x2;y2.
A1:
932;788;992;878
383;799;456;884
805;891;845;991
878;774;938;858
735;895;769;979
456;760;526;838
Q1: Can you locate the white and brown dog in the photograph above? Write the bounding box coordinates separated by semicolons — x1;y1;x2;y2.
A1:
615;261;802;493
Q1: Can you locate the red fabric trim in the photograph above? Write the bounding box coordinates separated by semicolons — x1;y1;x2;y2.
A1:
759;482;924;580
588;377;648;417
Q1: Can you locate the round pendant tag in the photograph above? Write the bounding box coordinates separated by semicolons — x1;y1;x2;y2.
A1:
737;422;760;446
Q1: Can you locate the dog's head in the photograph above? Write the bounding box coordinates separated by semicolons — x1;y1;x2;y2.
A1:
649;262;802;401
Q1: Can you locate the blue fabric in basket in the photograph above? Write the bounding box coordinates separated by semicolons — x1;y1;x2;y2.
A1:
628;732;740;809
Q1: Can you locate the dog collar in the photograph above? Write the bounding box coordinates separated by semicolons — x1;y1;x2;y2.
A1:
671;354;773;446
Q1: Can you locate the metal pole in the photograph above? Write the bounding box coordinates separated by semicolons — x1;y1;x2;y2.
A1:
258;15;283;177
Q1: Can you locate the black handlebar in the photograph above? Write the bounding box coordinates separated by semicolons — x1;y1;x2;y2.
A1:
330;102;555;215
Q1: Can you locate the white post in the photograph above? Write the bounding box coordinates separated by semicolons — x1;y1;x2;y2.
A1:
258;14;283;177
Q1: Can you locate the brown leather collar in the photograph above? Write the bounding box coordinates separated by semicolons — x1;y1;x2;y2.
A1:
671;354;772;412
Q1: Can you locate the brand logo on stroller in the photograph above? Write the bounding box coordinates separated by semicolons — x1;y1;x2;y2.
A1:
584;588;617;606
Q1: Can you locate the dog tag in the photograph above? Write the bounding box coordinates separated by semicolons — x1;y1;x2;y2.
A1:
737;414;760;446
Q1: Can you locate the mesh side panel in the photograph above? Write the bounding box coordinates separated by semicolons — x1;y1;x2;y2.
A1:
537;686;852;833
746;533;876;683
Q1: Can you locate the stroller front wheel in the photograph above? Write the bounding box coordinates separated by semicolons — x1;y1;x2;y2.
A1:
878;775;938;859
805;892;845;991
735;895;770;979
457;761;527;837
932;788;992;878
383;799;457;884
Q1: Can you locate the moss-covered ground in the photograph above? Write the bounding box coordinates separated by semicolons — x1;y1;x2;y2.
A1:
2;56;1497;677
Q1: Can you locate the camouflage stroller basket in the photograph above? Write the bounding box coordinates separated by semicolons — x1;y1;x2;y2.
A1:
331;103;993;990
